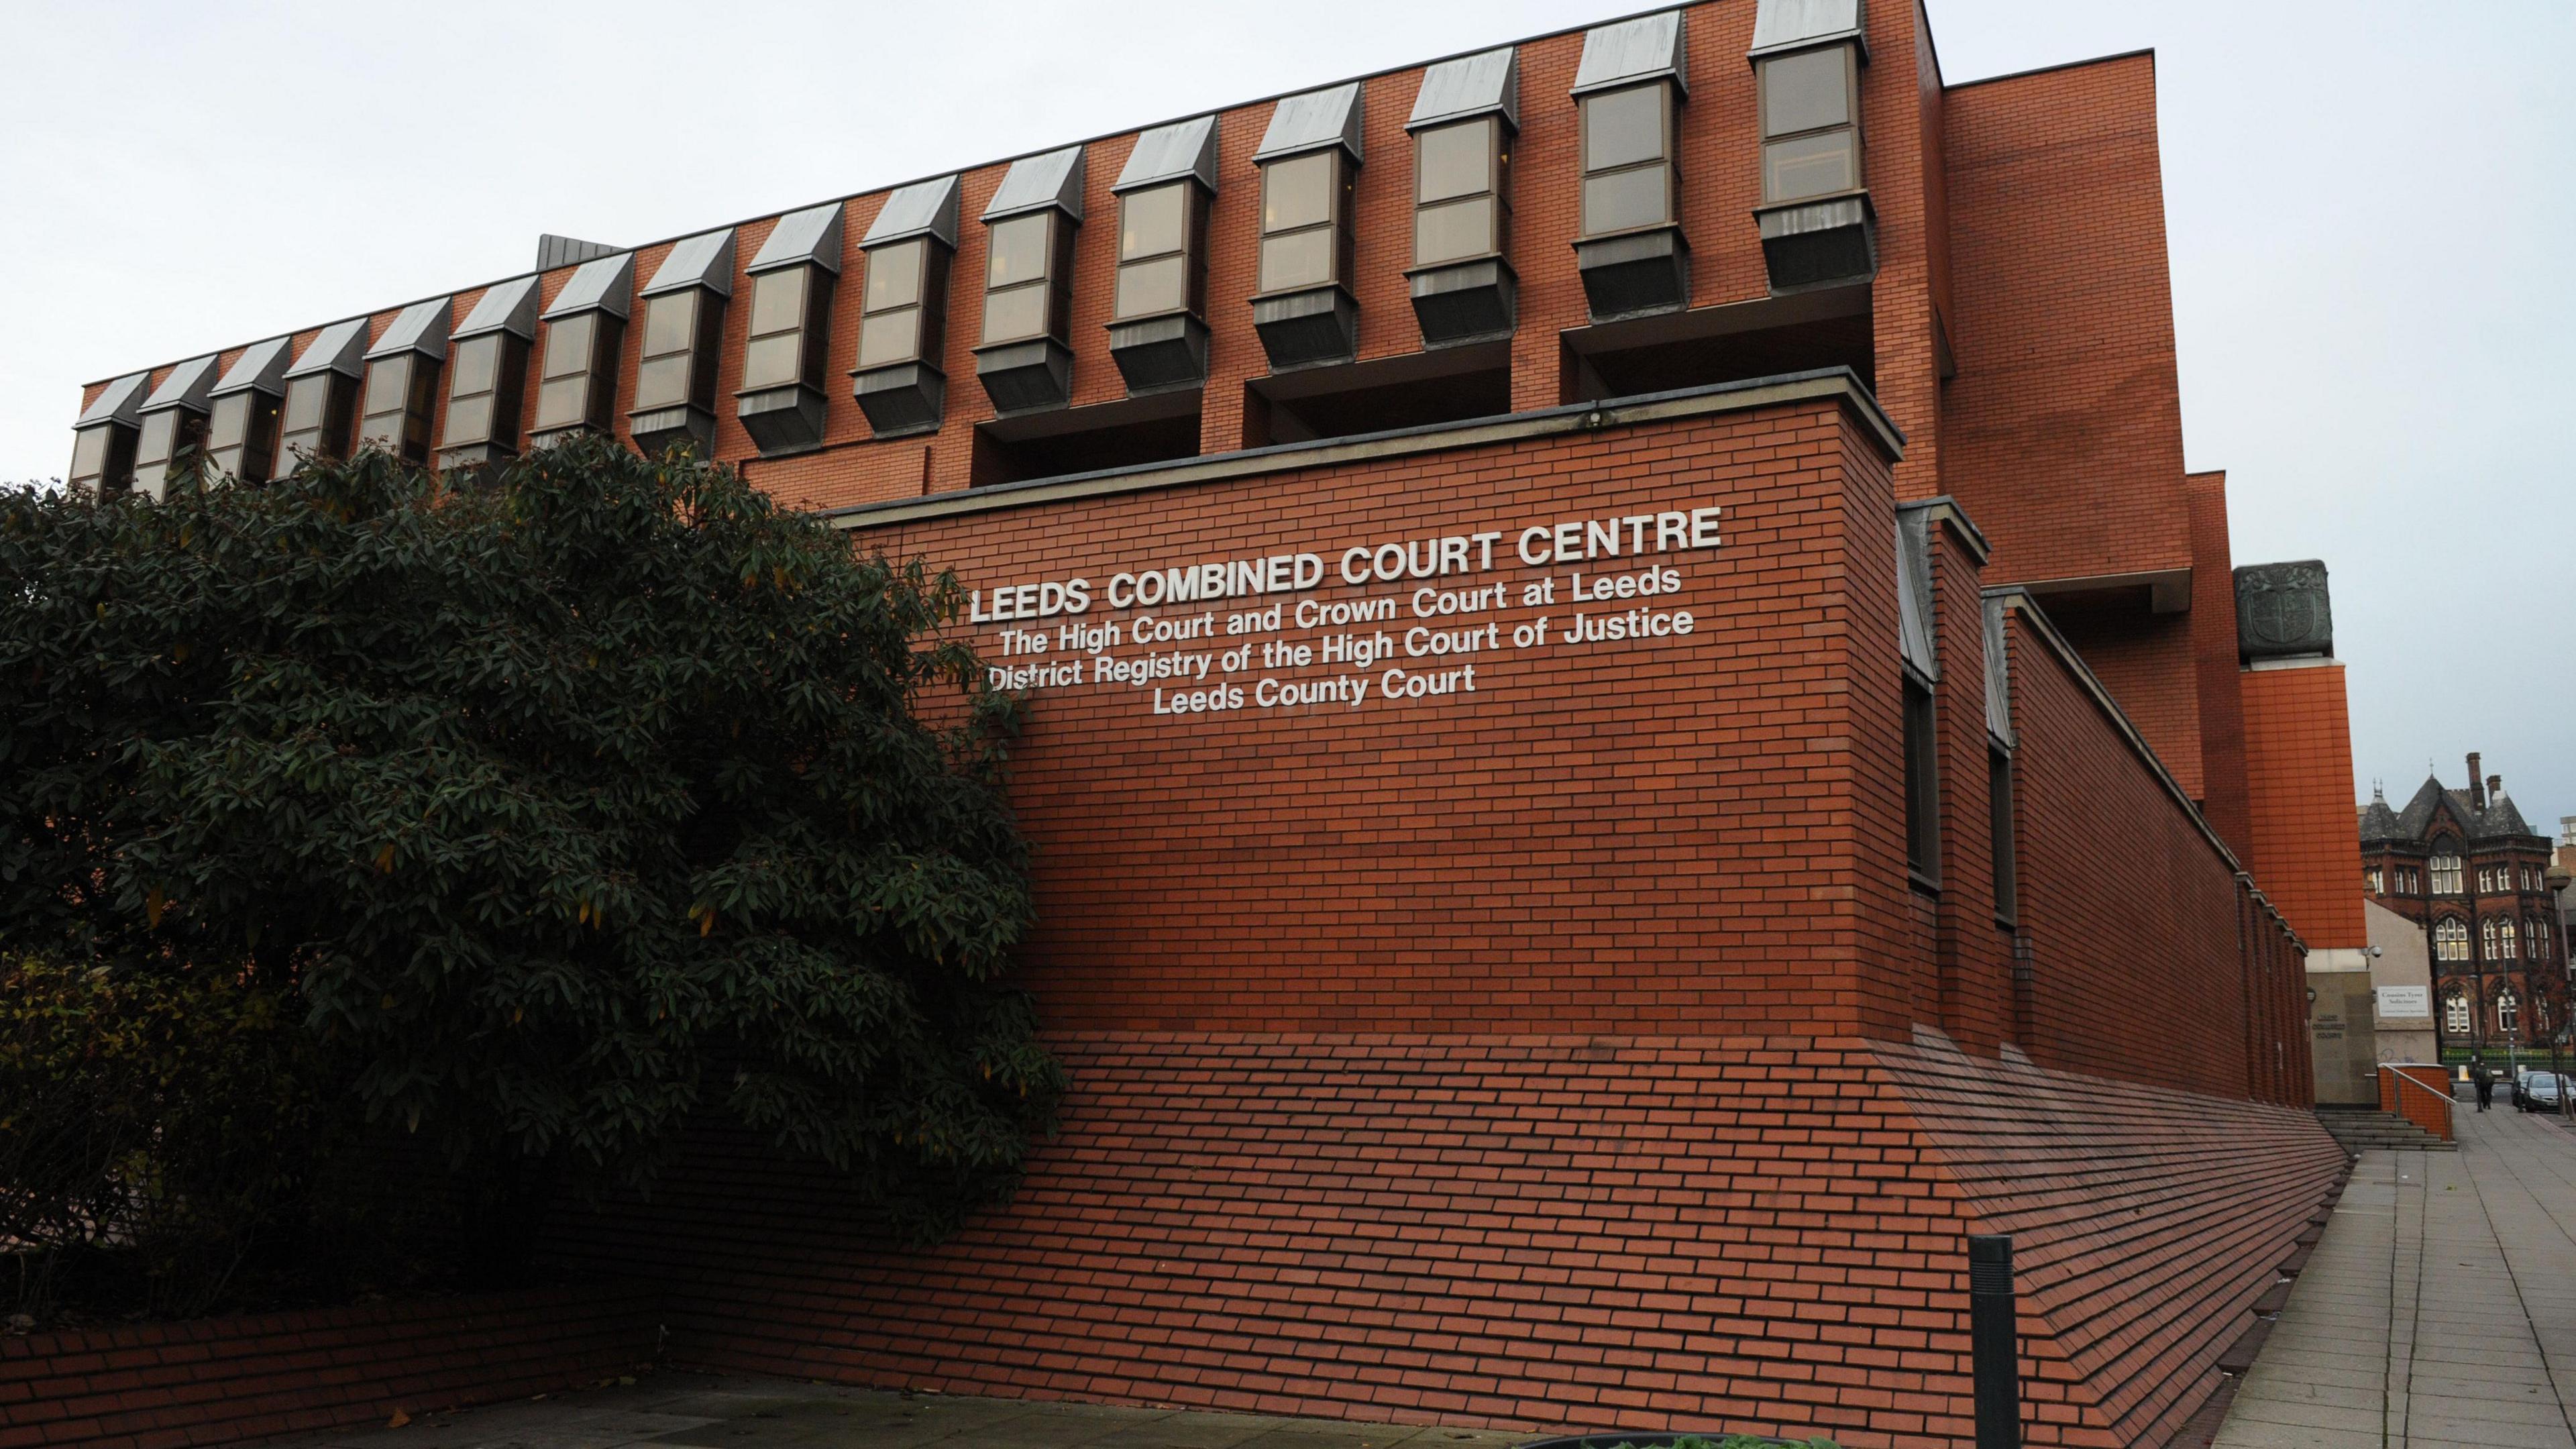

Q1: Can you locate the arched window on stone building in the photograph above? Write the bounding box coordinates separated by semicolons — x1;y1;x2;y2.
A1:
2446;993;2471;1036
2498;991;2520;1036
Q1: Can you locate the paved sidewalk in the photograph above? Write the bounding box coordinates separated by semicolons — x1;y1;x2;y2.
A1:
2216;1099;2576;1448
282;1375;1538;1449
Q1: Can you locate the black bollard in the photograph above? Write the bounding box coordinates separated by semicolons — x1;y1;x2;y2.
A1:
1968;1234;2020;1449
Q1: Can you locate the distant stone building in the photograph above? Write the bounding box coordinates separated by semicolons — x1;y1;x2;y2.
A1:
2359;755;2565;1059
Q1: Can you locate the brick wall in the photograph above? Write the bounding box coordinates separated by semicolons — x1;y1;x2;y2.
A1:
2239;663;2367;951
551;1034;2339;1449
0;1285;655;1449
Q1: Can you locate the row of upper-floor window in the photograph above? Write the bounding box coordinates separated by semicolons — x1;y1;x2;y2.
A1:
2443;989;2540;1037
2429;916;2560;962
2369;857;2553;898
70;7;1880;486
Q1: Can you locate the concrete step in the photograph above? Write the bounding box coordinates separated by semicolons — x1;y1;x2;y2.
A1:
2314;1108;2455;1153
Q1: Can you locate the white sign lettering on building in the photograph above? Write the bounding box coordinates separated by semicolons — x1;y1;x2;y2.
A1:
969;500;1725;718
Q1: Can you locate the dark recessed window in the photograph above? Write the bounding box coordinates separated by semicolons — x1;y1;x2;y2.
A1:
1904;673;1941;885
1990;745;2017;923
68;371;152;496
206;337;292;483
127;355;221;497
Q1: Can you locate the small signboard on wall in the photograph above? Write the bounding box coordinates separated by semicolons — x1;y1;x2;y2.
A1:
2376;985;2431;1020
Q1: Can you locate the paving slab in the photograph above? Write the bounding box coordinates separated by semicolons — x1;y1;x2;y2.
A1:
2217;1101;2576;1448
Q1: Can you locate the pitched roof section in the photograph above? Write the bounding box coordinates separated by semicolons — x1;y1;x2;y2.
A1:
2358;791;2404;843
2379;774;2545;845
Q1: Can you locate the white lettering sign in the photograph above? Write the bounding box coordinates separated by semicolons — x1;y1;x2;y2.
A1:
973;499;1725;719
2375;985;2430;1020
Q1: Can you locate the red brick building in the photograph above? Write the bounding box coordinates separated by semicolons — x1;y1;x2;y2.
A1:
2359;756;2566;1059
60;3;2365;1445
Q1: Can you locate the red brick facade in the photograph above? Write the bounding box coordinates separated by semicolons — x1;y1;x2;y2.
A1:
55;1;2362;1445
0;1287;654;1449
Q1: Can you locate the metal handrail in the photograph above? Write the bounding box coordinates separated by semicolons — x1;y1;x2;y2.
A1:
2381;1065;2455;1142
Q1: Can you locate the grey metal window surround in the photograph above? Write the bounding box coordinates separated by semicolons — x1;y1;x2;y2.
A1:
277;318;370;469
1896;508;1940;888
630;229;735;458
1251;81;1363;372
359;298;452;466
67;370;150;495
1405;46;1517;348
974;145;1085;416
851;176;961;439
439;276;540;471
207;336;292;484
131;355;221;500
1572;11;1692;321
737;202;845;456
1748;0;1876;292
531;251;634;445
1108;116;1218;395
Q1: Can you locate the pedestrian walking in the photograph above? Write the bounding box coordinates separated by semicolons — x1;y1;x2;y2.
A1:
2473;1057;2493;1112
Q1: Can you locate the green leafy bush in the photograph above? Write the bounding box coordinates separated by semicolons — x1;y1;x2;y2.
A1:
0;956;322;1320
0;437;1063;1304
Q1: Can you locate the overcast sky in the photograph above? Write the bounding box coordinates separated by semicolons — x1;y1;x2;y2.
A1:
5;0;2570;836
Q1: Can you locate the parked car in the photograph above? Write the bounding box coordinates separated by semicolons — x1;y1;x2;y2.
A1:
2516;1071;2567;1112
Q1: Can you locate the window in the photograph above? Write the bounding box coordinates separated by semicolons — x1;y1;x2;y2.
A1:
130;407;205;497
68;423;136;494
358;354;439;464
858;237;939;369
1413;117;1509;266
2532;918;2552;960
439;330;528;462
1581;83;1676;235
1260;151;1352;293
1114;182;1199;321
1988;746;2016;922
2499;992;2519;1036
634;290;711;413
2491;918;2518;961
2446;994;2471;1036
1903;674;1939;885
278;372;352;464
2367;867;2383;895
743;267;820;390
2436;918;2468;962
981;212;1071;346
533;310;618;435
1758;44;1861;203
207;389;281;482
2432;851;2463;895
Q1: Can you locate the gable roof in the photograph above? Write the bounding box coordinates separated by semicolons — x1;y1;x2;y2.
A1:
2379;773;2546;847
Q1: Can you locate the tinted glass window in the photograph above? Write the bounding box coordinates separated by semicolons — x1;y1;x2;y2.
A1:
986;214;1052;288
451;335;498;396
1259;230;1333;292
633;355;690;410
1114;256;1187;319
543;314;594;378
1764;131;1856;201
365;358;409;414
642;292;695;358
1416;120;1492;205
284;376;327;432
1263;153;1333;233
864;239;923;312
1415;195;1495;265
749;269;806;336
857;308;921;368
741;333;802;390
1762;48;1849;137
535;376;588;431
1583;166;1668;233
70;427;109;482
1585;85;1666;172
981;284;1047;344
1120;184;1186;261
209;393;250;449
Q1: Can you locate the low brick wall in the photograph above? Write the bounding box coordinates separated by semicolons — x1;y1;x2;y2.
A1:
2379;1065;2455;1141
0;1283;656;1449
